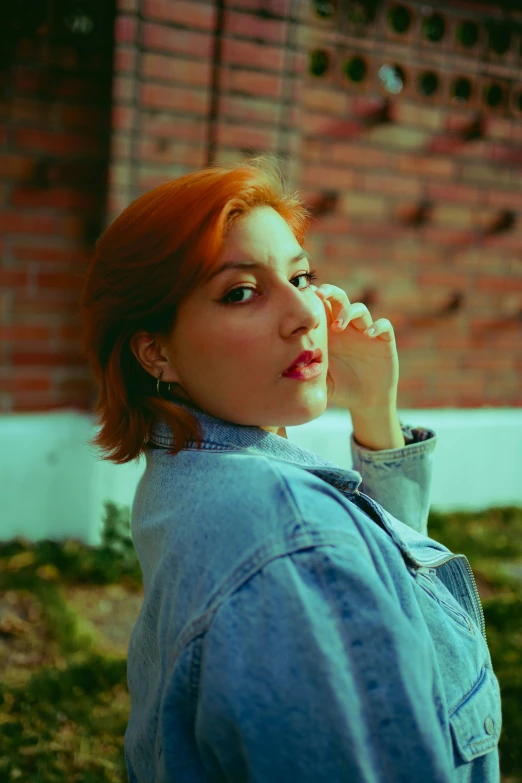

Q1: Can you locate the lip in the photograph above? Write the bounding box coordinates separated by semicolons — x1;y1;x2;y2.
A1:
281;361;323;381
282;347;323;375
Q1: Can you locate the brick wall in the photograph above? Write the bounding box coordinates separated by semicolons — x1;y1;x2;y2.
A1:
0;2;115;411
1;0;521;411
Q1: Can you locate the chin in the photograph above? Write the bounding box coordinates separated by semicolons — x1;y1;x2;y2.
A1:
280;395;328;426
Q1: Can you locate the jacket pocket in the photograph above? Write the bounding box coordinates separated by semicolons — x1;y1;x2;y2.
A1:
449;664;502;762
416;570;475;635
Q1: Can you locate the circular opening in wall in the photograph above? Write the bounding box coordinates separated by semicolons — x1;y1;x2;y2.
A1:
452;77;472;102
388;5;411;34
312;0;336;19
418;71;439;96
456;20;479;48
422;13;445;42
309;49;330;77
484;83;503;107
343;56;367;83
488;23;511;55
378;63;405;94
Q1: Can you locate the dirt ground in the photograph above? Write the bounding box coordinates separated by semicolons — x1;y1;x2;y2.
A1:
0;583;144;688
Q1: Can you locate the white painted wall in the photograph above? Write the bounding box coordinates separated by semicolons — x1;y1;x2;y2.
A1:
0;408;521;547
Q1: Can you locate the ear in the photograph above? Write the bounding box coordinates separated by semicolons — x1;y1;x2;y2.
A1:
130;331;185;388
129;331;170;379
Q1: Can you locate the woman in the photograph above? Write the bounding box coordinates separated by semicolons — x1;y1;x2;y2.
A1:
80;156;502;782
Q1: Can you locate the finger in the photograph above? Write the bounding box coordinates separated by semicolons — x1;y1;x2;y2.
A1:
345;303;372;330
364;318;395;341
314;284;351;308
332;303;372;331
314;284;352;327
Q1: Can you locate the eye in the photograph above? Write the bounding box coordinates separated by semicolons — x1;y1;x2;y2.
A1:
220;269;319;306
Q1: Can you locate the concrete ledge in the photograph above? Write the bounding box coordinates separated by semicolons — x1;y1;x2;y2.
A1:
0;407;520;547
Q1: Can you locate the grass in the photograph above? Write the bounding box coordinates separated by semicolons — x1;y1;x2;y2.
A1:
0;502;521;781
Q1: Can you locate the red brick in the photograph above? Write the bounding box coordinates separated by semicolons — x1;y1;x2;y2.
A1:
143;0;215;30
113;75;134;102
231;0;291;17
0;324;52;341
0;212;58;235
220;67;284;99
142;53;211;88
300;164;356;190
114;46;137;73
422;227;475;246
138;138;205;167
0;269;29;287
114;15;138;44
0;155;35;181
308;214;351;235
221;37;285;72
302;140;390;169
476;276;522;291
117;0;139;11
217;122;278;150
300;114;366;141
55;323;83;341
392;101;445;131
59;105;107;131
395;154;457;179
112;132;132;160
219;94;279;125
15;128;102;156
361;172;422;198
10;187;98;211
136;163;193;191
487;189;522;211
5;97;53;126
37;271;84;290
141;83;209;114
426;182;482;205
0;376;53;393
302;88;348;116
112;105;136;130
11;244;90;266
11;350;85;367
143;22;213;59
12;67;49;94
224;9;288;44
140;112;207;142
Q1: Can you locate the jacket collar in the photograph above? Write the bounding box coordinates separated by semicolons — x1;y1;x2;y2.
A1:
149;397;362;496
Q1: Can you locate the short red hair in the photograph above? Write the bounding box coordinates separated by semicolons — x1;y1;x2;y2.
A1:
80;155;311;463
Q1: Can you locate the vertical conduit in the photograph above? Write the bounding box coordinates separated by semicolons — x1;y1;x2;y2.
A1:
277;0;300;180
129;3;144;202
206;0;226;166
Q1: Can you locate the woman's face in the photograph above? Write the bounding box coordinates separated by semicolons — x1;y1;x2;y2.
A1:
141;206;329;433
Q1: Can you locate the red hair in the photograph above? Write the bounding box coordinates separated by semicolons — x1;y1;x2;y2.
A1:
80;155;312;463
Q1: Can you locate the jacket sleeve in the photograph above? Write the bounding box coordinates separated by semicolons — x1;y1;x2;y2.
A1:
194;541;454;783
351;423;437;536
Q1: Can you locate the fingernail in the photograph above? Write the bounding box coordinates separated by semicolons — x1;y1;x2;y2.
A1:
333;319;343;328
366;326;376;336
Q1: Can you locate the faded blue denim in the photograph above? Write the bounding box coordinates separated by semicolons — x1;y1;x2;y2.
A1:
124;399;502;782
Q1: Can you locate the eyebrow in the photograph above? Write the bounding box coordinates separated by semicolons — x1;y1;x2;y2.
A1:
206;251;311;283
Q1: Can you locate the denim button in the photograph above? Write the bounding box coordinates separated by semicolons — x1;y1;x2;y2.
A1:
484;716;495;735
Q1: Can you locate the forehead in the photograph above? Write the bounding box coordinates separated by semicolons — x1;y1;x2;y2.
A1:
222;206;298;255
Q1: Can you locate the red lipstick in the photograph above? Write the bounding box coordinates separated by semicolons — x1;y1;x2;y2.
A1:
282;348;323;380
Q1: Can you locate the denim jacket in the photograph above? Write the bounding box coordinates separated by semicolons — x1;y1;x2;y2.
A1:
124;399;502;783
